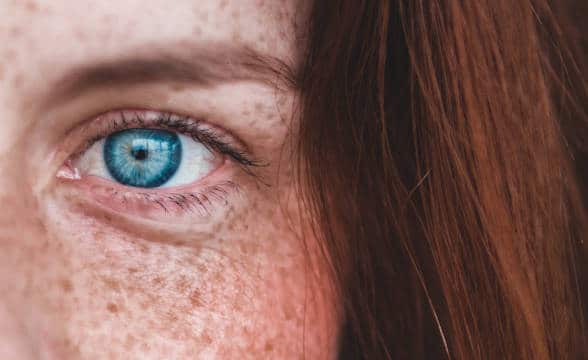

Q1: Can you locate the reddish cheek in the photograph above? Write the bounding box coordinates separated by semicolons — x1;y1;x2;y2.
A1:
31;174;334;357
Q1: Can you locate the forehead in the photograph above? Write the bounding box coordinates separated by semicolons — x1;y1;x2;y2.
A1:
0;0;307;87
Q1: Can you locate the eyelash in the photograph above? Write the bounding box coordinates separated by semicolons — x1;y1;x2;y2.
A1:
83;111;263;168
62;110;266;217
109;180;240;216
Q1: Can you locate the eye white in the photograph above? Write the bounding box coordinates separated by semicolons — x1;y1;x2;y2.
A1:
77;132;218;188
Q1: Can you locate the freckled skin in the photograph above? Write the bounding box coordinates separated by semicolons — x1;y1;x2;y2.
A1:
0;1;340;359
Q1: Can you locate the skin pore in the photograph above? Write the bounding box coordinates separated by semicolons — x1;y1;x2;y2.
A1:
0;0;339;359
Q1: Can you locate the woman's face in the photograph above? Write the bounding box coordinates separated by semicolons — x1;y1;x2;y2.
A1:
0;1;339;358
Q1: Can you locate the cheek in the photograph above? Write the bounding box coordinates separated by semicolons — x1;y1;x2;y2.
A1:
24;187;339;359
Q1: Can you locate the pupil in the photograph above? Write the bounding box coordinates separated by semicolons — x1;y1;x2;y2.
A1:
132;148;148;161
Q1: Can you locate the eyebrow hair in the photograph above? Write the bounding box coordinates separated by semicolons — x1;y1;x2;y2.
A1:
48;44;297;106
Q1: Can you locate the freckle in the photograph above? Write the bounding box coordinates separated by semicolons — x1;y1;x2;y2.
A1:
61;338;72;349
140;342;151;352
165;311;178;323
264;341;274;352
92;229;107;242
201;332;213;344
219;0;229;10
59;278;73;293
170;83;187;92
33;219;48;234
188;289;203;307
74;29;86;41
127;267;139;274
106;302;118;313
233;301;242;312
124;334;136;350
242;110;251;116
283;303;295;320
101;14;114;23
171;238;187;247
232;30;243;42
192;26;203;36
102;278;121;292
254;102;264;111
139;244;150;253
3;49;16;62
175;276;190;292
9;27;22;37
12;75;23;89
196;263;208;274
213;271;223;283
26;1;39;12
242;325;253;336
227;218;237;231
152;276;164;286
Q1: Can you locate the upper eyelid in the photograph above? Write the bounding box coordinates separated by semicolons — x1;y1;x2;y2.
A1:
76;110;234;152
69;109;270;184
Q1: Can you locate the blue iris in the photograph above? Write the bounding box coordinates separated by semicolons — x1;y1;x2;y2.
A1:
104;129;182;188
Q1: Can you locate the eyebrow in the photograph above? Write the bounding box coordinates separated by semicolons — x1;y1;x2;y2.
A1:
48;44;297;106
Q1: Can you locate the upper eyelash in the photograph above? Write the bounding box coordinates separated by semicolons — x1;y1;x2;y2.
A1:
152;114;266;167
85;110;270;185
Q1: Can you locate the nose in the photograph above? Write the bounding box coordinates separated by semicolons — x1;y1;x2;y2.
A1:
0;140;43;359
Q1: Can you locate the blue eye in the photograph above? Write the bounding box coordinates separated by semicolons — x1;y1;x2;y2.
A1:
104;129;182;188
77;127;218;189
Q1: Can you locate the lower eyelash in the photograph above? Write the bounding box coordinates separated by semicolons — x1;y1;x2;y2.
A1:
102;181;239;217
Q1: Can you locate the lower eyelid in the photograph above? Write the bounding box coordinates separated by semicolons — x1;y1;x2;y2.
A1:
58;172;239;222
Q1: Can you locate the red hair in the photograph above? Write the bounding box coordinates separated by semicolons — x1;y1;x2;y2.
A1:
295;0;588;358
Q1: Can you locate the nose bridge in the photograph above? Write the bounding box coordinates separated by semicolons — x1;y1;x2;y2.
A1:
0;117;41;360
0;143;35;241
0;10;55;359
0;228;38;360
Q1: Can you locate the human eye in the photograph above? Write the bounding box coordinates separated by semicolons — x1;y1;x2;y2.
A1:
56;110;263;221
